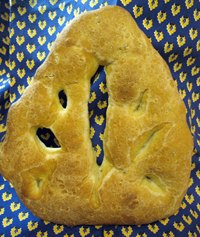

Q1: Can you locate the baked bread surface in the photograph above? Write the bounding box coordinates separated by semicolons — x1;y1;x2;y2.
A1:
0;6;193;225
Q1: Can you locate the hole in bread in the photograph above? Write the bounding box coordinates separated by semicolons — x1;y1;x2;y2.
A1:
36;178;43;188
88;66;108;166
145;175;151;180
142;174;166;195
131;123;168;159
21;160;56;199
132;89;148;115
36;127;61;148
58;90;67;108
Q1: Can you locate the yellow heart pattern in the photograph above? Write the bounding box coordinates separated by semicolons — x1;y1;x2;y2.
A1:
133;5;143;18
157;11;167;23
18;212;29;221
29;0;37;8
28;13;37;23
27;221;38;231
38;5;47;14
16;36;25;46
164;42;174;53
121;226;133;237
177;35;186;47
2;217;13;227
180;16;190;28
171;4;181;16
53;225;64;234
79;227;90;237
143;18;153;30
166;23;176;35
10;202;20;212
103;230;114;237
10;227;21;237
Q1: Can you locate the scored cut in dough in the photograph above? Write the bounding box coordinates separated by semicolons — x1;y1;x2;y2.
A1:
0;6;193;225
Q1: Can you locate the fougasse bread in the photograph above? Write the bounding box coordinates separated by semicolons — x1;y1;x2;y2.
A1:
0;6;193;225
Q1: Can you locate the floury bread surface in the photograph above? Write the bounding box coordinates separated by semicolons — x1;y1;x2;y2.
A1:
0;6;193;225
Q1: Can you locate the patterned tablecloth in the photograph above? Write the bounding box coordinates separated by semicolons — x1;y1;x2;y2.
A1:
0;0;199;236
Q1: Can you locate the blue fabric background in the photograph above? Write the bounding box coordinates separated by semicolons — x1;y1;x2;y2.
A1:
0;0;199;236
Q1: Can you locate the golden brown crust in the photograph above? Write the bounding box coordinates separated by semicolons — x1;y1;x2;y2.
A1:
0;6;193;225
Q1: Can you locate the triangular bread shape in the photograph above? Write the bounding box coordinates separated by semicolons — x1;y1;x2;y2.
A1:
0;6;193;225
